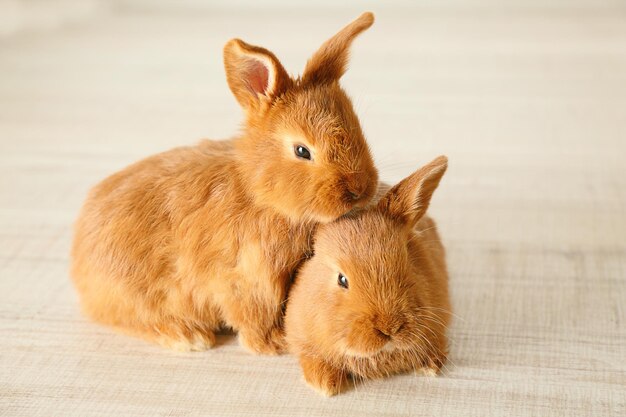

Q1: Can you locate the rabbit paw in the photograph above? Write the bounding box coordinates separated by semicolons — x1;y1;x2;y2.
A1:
415;367;439;377
239;326;286;355
417;350;447;376
153;326;216;352
300;355;346;397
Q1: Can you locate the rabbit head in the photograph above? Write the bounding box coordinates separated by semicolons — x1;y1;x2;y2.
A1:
286;156;449;363
224;13;378;222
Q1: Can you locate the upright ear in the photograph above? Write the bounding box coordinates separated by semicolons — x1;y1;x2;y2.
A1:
302;12;374;85
223;39;292;111
377;156;448;228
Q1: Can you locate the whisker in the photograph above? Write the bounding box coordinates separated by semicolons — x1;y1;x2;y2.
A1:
419;306;465;323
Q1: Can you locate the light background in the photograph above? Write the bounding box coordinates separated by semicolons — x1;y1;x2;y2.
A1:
1;1;625;416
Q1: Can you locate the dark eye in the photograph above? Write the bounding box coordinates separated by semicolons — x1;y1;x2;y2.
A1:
338;273;349;289
294;145;312;160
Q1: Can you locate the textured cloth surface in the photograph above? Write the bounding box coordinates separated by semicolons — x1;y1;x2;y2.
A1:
1;1;625;416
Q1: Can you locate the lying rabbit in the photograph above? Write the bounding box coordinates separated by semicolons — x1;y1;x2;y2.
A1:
71;13;378;353
285;156;450;395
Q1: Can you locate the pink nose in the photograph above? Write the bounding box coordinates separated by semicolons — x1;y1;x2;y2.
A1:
374;316;405;338
347;190;361;200
344;175;368;201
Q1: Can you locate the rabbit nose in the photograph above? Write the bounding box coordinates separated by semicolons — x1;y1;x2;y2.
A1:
375;320;405;338
344;176;368;201
375;327;392;338
347;190;361;200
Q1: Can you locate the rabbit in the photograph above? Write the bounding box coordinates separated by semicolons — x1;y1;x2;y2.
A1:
71;12;379;354
284;156;450;396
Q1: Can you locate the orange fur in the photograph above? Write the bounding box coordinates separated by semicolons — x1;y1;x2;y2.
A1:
285;156;451;396
71;13;378;353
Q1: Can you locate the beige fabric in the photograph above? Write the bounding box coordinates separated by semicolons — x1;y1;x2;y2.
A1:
1;1;625;416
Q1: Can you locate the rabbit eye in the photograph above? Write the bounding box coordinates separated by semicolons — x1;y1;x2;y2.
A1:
294;145;312;160
338;273;349;289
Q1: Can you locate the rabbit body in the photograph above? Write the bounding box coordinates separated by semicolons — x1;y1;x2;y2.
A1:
72;140;313;352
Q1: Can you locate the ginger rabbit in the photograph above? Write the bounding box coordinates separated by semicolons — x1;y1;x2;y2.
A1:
71;13;378;353
285;156;450;395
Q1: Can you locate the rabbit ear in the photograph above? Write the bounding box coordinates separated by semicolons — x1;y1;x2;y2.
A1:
302;12;374;85
223;39;292;110
377;156;448;228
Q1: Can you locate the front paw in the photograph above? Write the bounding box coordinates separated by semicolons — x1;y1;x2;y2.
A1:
153;327;216;352
415;366;438;377
416;349;447;376
299;355;346;397
239;326;286;355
